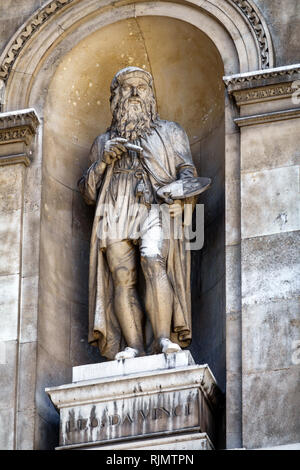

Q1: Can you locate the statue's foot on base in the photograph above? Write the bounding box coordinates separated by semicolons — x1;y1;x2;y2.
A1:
160;338;181;354
115;347;139;360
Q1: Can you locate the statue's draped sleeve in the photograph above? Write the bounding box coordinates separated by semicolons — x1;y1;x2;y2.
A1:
170;122;197;179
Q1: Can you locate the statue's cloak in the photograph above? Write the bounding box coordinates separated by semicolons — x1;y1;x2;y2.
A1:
78;120;197;360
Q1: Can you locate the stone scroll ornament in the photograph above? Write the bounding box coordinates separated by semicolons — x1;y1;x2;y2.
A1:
0;0;73;82
78;66;211;361
231;0;270;68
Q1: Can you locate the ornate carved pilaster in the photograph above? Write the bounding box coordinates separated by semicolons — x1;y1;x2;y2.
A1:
224;64;300;126
0;108;40;166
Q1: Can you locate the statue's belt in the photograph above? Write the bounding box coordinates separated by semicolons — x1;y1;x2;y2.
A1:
113;168;143;175
113;168;153;207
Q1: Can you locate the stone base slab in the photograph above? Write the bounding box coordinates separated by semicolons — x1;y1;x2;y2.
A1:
46;352;220;450
57;432;213;450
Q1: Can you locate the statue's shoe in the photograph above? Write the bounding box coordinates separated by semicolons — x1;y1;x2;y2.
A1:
160;338;181;354
115;347;139;360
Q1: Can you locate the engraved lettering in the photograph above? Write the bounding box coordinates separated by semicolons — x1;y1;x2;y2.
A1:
77;418;87;431
90;417;98;427
139;409;150;420
159;407;170;417
122;413;134;424
109;414;121;426
185;403;191;416
65;420;70;433
173;404;182;416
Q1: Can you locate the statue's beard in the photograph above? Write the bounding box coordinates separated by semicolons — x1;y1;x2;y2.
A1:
110;96;157;141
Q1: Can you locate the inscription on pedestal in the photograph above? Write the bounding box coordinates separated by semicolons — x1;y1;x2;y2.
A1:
60;388;199;446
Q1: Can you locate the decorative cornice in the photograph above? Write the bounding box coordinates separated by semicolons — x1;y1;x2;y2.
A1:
0;0;74;82
0;126;36;146
230;0;270;69
0;154;30;167
234;108;300;127
232;82;297;106
0;108;40;147
224;64;300;88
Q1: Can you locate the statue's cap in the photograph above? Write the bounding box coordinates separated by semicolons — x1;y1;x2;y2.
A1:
110;67;153;91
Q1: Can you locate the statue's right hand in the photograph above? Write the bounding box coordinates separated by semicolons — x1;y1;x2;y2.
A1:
103;137;127;165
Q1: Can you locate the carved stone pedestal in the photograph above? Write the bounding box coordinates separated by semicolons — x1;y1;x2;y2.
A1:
46;351;220;450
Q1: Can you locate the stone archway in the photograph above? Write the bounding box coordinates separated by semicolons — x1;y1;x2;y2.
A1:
0;0;275;449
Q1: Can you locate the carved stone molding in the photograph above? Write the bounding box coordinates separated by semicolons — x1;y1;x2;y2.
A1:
0;0;74;82
230;0;270;68
0;154;31;167
234;108;300;127
232;82;298;106
0;108;40;165
0;126;35;146
0;0;273;87
224;64;300;89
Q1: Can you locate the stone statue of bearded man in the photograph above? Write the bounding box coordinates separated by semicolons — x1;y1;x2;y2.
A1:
78;66;198;360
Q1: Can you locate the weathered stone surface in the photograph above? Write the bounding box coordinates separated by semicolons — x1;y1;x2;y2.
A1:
225;178;241;246
42;173;73;229
242;298;300;373
241;231;300;306
225;131;240;181
21;210;40;278
35;343;71;427
198;119;225;178
240;119;300;173
16;408;35;450
199;212;225;294
19;275;38;343
0;165;23;213
241;165;300;239
38;288;71;363
0;210;21;276
71;190;94;242
254;0;300;25
86;432;213;450
225;244;241;314
199;166;224;228
35;411;59;451
255;442;300;450
47;357;220;450
0;274;19;341
0;340;17;410
226;313;242;374
226;371;242;449
242;367;300;449
73;351;194;382
191;277;225;391
0;1;43;54
70;301;102;366
17;341;37;412
39;225;76;305
0;408;14;450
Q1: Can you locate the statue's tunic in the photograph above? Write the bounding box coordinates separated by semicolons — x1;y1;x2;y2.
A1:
78;119;197;359
97;143;154;248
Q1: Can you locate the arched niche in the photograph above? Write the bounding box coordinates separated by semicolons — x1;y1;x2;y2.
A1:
42;13;225;377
